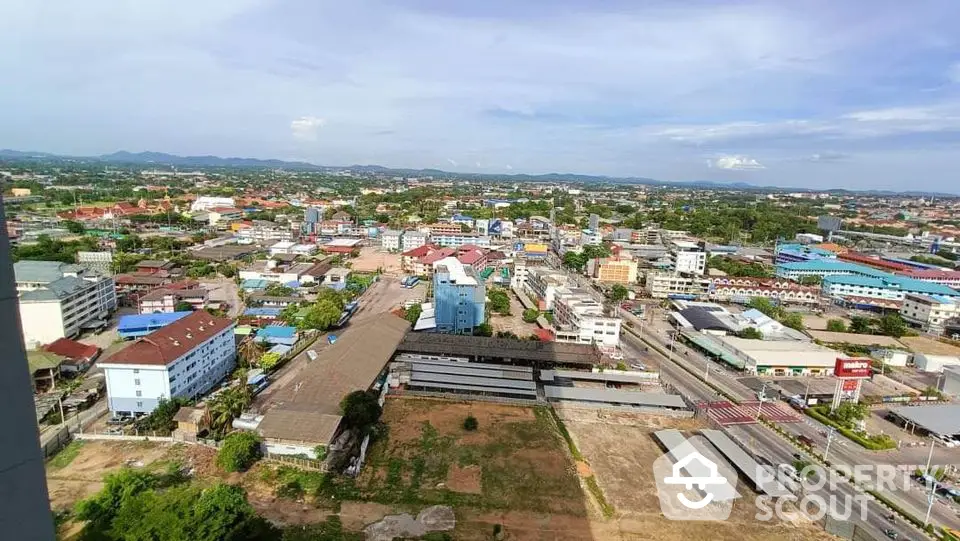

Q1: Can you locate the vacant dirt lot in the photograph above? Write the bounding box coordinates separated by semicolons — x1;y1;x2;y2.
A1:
359;397;589;518
351;246;402;274
46;440;183;511
564;416;837;541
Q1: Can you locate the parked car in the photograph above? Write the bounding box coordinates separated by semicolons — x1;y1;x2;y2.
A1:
797;435;816;447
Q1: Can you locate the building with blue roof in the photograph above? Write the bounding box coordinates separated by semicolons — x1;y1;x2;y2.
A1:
117;311;192;339
243;307;282;319
822;273;960;302
774;243;838;264
255;325;298;346
241;278;270;291
776;260;890;281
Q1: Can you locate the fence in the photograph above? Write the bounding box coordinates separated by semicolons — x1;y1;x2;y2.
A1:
263;453;327;472
389;389;542;408
41;425;72;458
75;433;175;443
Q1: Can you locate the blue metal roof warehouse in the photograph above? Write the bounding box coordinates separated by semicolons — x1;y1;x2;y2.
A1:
117;312;192;339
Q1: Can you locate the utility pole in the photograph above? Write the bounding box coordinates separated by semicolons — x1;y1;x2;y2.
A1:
925;479;939;528
926;438;936;474
823;427;836;462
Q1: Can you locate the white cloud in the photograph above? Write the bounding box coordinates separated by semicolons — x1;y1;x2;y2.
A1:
290;116;326;140
842;107;937;122
505;164;513;170
948;62;960;83
712;155;765;170
446;158;458;167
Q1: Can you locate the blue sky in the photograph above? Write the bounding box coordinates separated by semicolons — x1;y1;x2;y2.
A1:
3;0;960;191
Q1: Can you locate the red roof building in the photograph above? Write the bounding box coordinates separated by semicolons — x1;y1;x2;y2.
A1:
43;338;100;364
101;311;235;367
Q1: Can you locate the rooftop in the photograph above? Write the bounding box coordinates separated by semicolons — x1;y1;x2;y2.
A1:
777;259;890;277
117;311;192;332
434;256;478;285
28;350;66;373
889;405;960;436
823;273;960;296
14;260;87;284
324;238;362;247
102;311;235;366
42;338;100;360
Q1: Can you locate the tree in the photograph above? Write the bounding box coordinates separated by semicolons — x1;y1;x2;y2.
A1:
849;316;874;334
217;264;236;278
582;244;611;260
522;308;539;323
208;386;252;437
174;301;194;312
340;390;382;431
877;313;908;338
562;251;587;271
799;275;822;286
781;312;805;331
405;303;423;324
739;327;764;340
830;401;869;429
609;284;629;302
216;432;263;472
487;289;511;315
299;299;342;331
462;415;478;431
135;397;187;433
315;288;346;311
75;468;158;534
747;297;780;319
264;283;295;297
826;319;848;333
474;322;493;337
63;219;86;234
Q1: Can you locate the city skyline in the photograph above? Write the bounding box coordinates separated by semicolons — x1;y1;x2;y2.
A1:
3;0;960;191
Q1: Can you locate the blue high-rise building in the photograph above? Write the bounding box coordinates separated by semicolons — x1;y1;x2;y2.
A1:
432;257;486;334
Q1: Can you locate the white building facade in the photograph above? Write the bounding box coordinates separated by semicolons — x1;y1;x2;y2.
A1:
552;288;622;348
190;196;235;212
401;231;430;251
901;294;960;333
381;230;403;251
15;261;117;348
100;312;237;415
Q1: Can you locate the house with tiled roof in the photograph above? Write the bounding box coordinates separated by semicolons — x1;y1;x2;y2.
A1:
99;311;237;415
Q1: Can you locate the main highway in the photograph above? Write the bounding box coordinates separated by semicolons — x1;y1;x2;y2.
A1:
621;328;938;540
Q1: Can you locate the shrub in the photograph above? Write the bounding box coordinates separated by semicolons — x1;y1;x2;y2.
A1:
216;432;262;472
463;415;479;431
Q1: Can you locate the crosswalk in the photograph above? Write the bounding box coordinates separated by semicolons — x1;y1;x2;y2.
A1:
697;400;802;426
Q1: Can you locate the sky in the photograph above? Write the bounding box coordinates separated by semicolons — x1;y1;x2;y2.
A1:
3;0;960;191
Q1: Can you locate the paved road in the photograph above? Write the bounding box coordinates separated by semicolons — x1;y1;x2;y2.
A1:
622;329;931;540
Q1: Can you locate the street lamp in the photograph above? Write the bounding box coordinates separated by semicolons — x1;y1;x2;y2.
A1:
925;479;939;528
823;427;836;462
756;382;768;419
926;437;937;475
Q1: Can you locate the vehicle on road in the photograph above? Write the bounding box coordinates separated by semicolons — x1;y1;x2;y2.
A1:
797;435;816;447
306;350;318;361
884;528;898;539
328;334;338;345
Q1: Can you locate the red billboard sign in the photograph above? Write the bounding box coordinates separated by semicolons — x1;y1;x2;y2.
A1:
842;379;859;392
834;358;872;379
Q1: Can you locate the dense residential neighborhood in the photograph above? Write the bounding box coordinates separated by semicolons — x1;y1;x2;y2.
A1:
5;158;960;540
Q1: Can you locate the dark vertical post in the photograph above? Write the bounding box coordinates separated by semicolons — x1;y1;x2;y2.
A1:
0;202;55;540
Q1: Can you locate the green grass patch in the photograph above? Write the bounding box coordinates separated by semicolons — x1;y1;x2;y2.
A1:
546;407;584;461
805;408;896;450
360;402;585;515
48;440;84;469
584;476;615;518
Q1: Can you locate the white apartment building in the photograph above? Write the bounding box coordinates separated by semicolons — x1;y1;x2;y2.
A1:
381;230;403;251
645;272;711;299
238;223;294;243
431;233;491;248
668;240;707;275
901;294;960;332
15;261;117;348
401;231;429;251
138;288;209;314
189;196;235;212
100;312;237;415
552;287;622;348
525;267;570;311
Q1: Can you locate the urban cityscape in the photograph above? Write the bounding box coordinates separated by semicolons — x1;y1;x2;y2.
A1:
5;1;960;540
2;157;960;540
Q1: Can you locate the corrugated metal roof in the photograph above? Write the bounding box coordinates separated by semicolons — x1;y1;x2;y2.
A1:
700;429;792;497
653;429;739;502
541;369;659;384
411;362;534;381
543;386;686;408
405;357;533;374
890;405;960;436
411;370;537;390
408;380;537;397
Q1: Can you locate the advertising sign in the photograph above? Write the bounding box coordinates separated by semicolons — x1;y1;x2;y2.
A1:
841;379;859;392
834;358;872;379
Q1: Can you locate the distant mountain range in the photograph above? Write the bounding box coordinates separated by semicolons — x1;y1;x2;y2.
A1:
0;149;955;197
